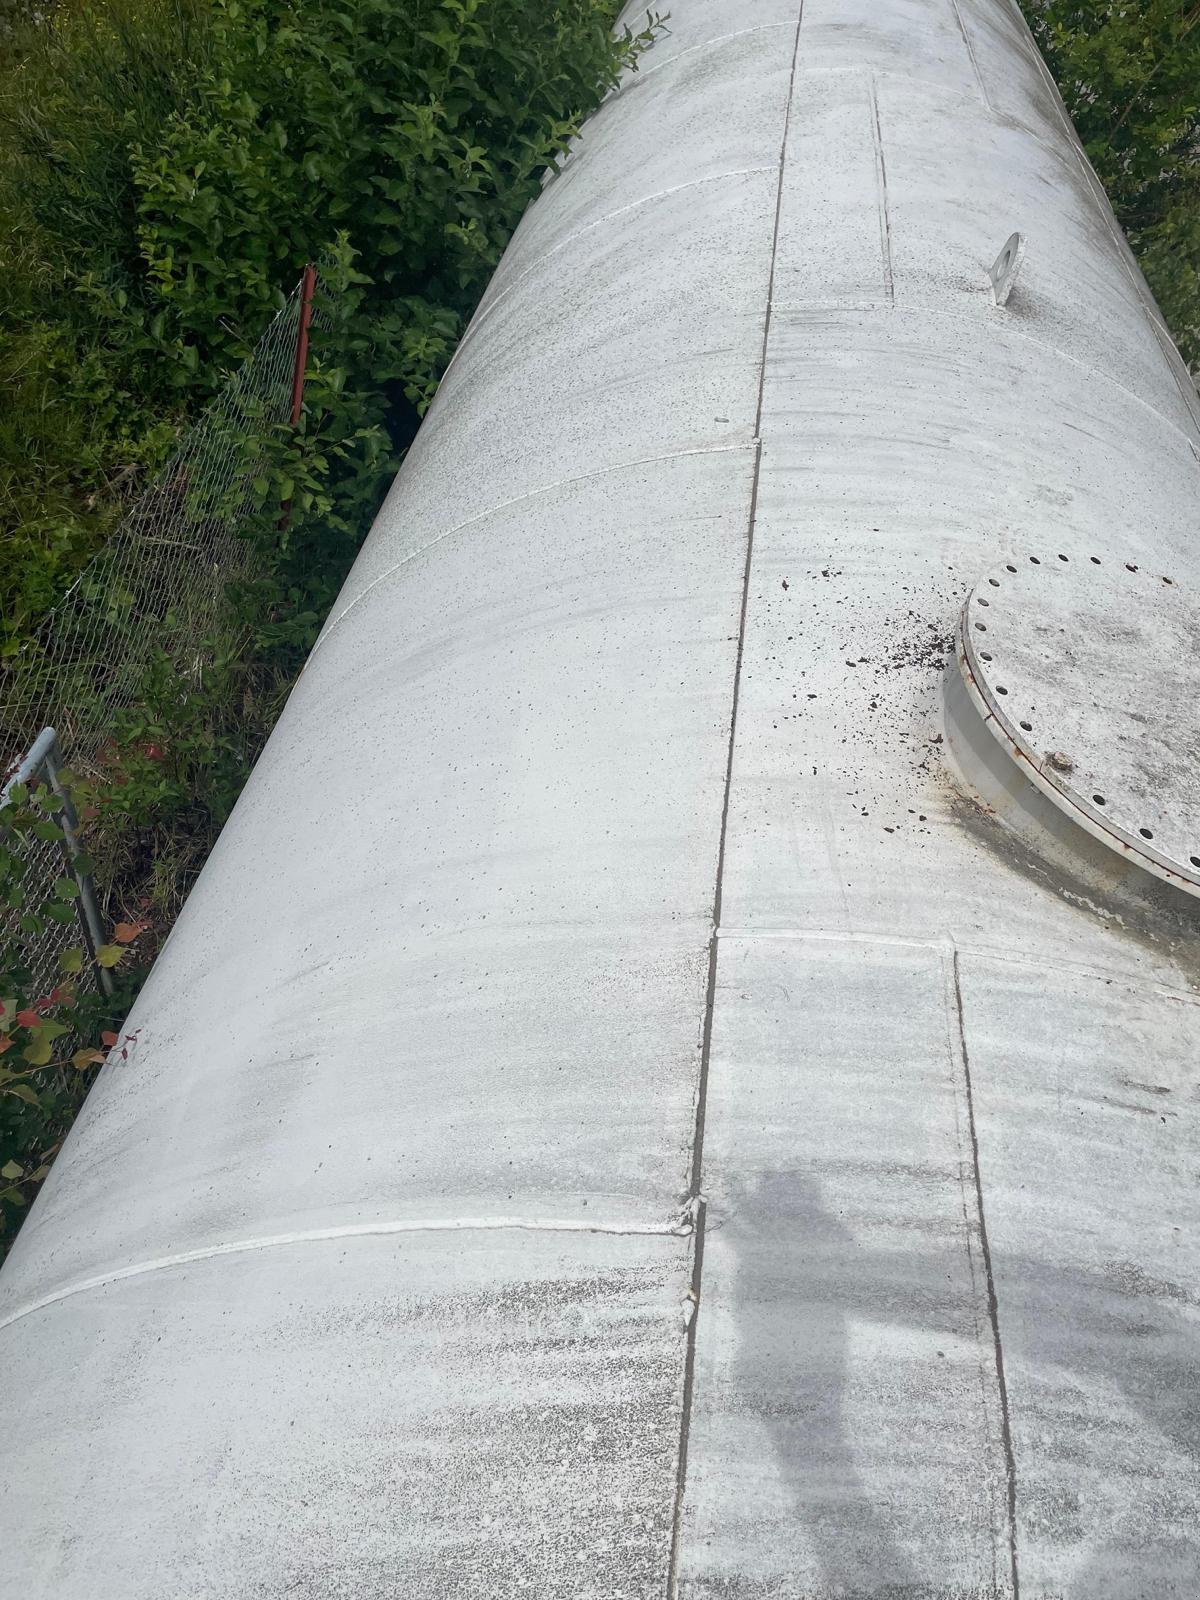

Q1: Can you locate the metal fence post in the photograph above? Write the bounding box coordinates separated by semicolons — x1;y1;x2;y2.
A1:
278;263;318;536
289;264;318;427
42;733;113;998
1;727;112;999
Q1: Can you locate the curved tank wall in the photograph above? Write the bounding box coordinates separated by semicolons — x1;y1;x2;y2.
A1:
2;1;1198;1594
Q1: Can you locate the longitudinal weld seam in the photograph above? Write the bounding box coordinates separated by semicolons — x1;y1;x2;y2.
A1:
952;947;1021;1598
949;0;991;113
666;7;806;1592
868;73;895;305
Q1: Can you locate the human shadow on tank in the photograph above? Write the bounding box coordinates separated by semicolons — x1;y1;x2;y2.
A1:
717;1167;1199;1600
719;1170;925;1596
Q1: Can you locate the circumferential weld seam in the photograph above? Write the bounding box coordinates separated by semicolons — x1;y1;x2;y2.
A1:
714;926;1200;1003
916;301;1200;449
443;165;775;380
0;1209;698;1336
608;21;796;94
780;291;1199;453
307;441;757;659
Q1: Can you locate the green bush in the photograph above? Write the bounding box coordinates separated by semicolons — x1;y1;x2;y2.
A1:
0;0;215;649
1021;0;1200;372
0;0;658;653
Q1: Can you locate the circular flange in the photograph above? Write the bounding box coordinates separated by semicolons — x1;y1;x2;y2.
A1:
957;551;1200;897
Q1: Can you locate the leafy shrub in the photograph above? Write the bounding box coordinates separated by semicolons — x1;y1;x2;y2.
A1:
1021;0;1200;372
0;0;215;649
0;0;658;652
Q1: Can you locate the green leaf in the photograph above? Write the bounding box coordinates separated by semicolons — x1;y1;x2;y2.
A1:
6;1081;42;1103
54;876;81;901
60;948;85;975
95;944;126;969
0;1160;22;1180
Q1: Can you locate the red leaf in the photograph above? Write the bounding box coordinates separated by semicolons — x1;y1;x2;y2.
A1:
16;1009;40;1029
100;1030;119;1047
113;921;148;945
0;1036;11;1055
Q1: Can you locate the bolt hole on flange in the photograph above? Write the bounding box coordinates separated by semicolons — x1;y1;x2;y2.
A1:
957;553;1200;903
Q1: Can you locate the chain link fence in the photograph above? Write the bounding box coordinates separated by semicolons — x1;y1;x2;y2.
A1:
0;267;323;998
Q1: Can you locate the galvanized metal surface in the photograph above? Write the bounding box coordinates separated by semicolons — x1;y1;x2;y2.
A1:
2;1;1199;1596
959;555;1200;896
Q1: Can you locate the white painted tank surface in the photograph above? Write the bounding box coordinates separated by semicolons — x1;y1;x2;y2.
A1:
2;1;1198;1595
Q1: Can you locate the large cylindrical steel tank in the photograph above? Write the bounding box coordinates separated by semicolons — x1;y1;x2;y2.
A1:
2;1;1198;1595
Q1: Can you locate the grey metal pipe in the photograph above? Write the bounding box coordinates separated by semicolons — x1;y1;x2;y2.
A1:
1;2;1198;1596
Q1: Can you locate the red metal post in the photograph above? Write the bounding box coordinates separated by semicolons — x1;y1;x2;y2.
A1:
279;264;318;532
289;264;318;426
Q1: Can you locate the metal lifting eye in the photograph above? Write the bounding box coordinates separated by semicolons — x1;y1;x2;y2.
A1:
989;231;1026;306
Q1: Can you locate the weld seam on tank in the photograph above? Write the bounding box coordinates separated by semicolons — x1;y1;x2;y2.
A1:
311;441;756;654
0;1210;699;1339
950;946;1022;1597
446;167;777;375
666;6;807;1591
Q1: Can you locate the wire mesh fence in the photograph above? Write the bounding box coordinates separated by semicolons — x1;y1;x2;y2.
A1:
0;267;324;996
1;269;321;774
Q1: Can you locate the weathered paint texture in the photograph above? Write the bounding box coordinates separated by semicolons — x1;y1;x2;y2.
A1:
1;1;1198;1596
